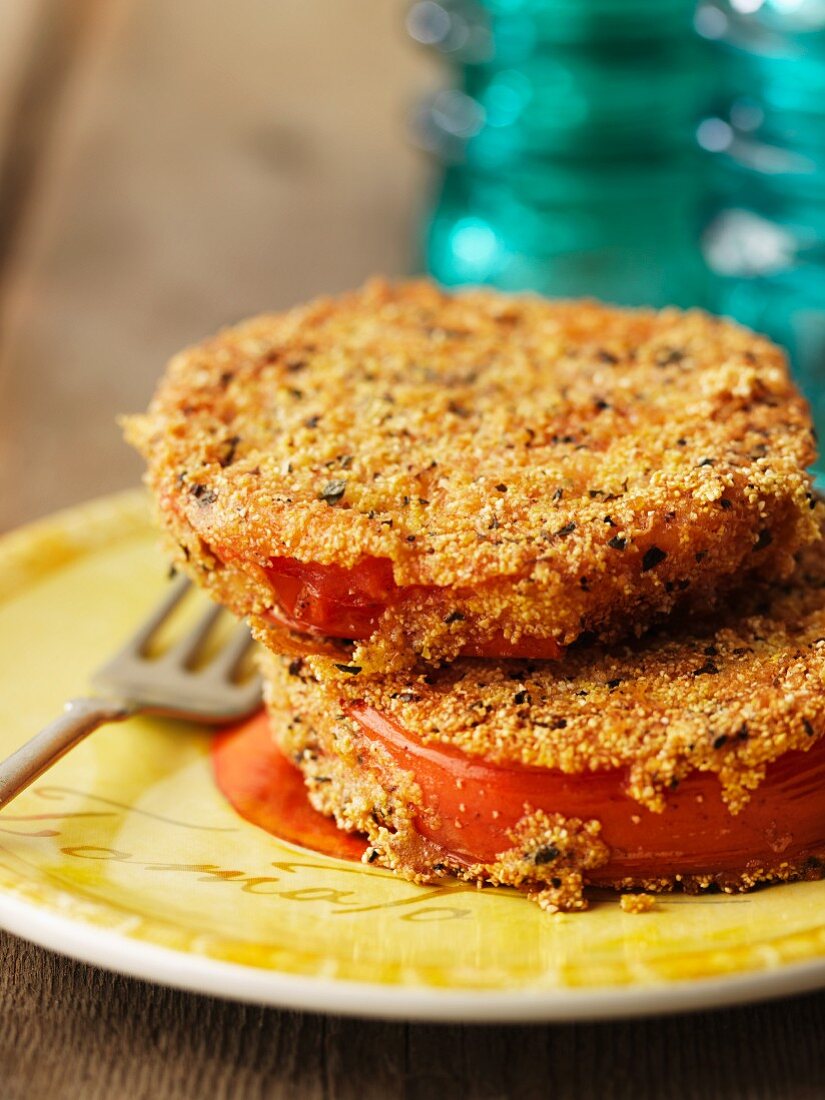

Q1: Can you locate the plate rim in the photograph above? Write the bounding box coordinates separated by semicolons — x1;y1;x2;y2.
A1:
1;489;824;1021
1;888;824;1022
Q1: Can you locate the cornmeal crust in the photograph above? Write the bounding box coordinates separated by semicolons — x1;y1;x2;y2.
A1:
260;532;825;910
125;279;819;670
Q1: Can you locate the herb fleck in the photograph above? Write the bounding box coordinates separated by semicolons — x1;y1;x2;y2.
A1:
656;347;686;367
693;661;720;677
534;845;560;865
319;479;347;505
219;435;240;467
190;484;217;506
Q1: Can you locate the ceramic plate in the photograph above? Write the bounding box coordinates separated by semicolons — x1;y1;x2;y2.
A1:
0;492;823;1022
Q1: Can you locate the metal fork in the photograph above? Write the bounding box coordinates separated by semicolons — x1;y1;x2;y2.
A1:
0;576;262;810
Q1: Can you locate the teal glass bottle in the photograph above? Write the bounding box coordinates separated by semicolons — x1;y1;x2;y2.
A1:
699;1;825;464
410;0;712;309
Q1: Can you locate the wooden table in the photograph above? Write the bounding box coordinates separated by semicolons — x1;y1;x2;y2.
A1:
0;3;822;1096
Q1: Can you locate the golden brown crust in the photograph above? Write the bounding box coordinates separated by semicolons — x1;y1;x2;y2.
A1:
266;685;612;913
263;658;824;911
268;528;825;815
257;531;825;911
125;278;819;669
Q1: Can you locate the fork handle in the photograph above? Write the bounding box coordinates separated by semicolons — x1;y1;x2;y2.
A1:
0;697;136;810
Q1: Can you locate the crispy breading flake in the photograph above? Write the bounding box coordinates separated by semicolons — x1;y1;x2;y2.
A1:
620;893;655;914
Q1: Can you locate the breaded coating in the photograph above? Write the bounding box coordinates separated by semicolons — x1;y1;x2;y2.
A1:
620;893;656;914
292;530;825;811
260;534;825;908
125;279;819;670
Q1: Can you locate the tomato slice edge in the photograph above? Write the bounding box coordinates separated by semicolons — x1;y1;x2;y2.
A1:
348;703;825;883
264;555;564;658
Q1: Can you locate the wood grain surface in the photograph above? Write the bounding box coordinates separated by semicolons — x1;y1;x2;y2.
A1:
1;930;824;1100
0;0;437;529
0;3;823;1097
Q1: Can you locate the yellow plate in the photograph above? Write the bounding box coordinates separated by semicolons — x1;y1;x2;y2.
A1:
0;491;823;1021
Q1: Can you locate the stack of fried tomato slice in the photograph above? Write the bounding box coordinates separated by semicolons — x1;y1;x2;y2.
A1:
126;279;824;911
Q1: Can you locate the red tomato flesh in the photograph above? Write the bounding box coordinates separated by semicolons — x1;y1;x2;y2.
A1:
264;555;564;658
348;704;825;883
264;556;397;639
212;711;367;862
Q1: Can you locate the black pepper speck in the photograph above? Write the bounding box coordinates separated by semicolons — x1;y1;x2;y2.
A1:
642;546;667;571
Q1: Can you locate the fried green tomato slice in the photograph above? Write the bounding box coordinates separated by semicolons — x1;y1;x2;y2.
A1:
124;279;819;671
259;533;825;911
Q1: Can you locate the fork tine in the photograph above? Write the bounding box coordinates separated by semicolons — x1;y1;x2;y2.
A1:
91;573;262;722
209;621;256;679
126;574;192;653
165;603;224;667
